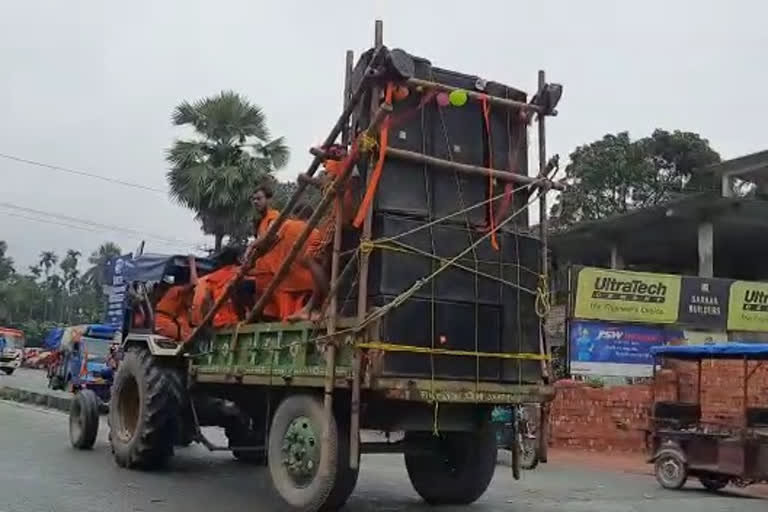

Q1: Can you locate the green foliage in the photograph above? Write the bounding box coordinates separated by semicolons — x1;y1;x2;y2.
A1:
551;129;720;230
166;90;290;249
0;240;120;335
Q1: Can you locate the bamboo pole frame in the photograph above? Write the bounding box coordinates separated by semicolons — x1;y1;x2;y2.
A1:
386;147;565;191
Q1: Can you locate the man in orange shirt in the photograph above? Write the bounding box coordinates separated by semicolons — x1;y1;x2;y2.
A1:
248;204;328;322
190;247;256;329
154;278;195;341
252;184;280;239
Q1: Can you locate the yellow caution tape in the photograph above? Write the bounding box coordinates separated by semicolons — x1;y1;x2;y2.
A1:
357;342;550;361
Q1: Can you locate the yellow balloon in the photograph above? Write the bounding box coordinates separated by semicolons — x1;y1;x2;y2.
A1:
448;89;468;107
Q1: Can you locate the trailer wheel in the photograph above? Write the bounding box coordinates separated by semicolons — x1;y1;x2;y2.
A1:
404;425;497;505
267;394;341;512
321;421;359;512
69;389;100;450
108;346;183;469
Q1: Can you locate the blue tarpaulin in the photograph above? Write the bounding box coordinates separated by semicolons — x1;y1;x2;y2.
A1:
84;324;119;339
122;253;215;282
651;343;768;359
42;327;64;350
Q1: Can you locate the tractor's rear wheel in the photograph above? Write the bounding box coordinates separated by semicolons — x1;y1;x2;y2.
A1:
108;346;184;469
404;424;497;505
69;389;100;450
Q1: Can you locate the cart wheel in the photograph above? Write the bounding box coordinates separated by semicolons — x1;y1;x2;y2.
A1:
700;475;729;491
654;451;688;489
267;394;342;512
404;423;497;505
70;389;100;450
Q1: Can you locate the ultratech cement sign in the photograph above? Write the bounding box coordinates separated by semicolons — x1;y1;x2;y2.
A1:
574;268;681;324
727;281;768;331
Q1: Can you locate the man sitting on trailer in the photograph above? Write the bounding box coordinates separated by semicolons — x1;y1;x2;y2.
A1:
248;204;329;322
252;184;280;239
190;246;256;329
153;275;195;341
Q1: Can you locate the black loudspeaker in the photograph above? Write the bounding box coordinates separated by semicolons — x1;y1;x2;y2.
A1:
367;213;504;305
371;294;502;380
351;49;529;228
500;230;543;383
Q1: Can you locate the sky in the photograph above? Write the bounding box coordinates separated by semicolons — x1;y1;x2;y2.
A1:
1;0;766;270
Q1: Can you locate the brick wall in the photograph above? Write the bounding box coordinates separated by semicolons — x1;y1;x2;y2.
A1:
549;361;768;452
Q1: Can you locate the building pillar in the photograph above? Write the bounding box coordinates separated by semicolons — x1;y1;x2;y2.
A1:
721;173;733;198
698;221;714;278
610;244;624;270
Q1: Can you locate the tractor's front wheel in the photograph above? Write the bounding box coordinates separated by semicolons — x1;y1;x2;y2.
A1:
108;346;184;470
69;389;100;449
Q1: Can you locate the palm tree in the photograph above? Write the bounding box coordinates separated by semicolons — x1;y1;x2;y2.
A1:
38;251;58;279
60;249;81;292
166;90;289;250
84;242;122;288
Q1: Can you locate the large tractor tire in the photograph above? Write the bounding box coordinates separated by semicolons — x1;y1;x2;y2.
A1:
108;346;184;470
69;389;100;450
267;394;348;512
404;424;497;505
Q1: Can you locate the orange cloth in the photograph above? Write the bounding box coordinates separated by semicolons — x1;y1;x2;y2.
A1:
324;160;358;226
256;208;280;238
248;219;322;320
191;265;241;328
154;285;193;341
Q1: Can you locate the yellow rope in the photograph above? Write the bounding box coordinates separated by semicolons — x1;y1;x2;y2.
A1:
357;342;550;361
535;273;551;318
359;133;378;152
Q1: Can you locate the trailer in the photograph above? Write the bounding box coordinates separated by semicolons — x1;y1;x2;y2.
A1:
106;21;563;512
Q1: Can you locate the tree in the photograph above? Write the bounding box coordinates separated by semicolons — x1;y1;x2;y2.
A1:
0;241;14;281
550;129;720;230
38;251;58;279
84;242;122;289
166;91;290;250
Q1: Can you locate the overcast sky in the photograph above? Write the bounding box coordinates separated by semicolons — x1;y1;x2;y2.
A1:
1;0;765;270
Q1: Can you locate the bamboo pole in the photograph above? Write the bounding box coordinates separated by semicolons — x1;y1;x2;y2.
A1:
350;18;384;470
320;49;354;479
536;69;550;464
406;77;542;113
386;147;564;191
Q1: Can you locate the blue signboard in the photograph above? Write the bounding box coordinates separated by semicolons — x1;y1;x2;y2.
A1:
102;255;131;330
570;321;680;377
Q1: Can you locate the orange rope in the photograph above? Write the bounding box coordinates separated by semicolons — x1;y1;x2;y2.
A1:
480;96;499;251
353;82;394;228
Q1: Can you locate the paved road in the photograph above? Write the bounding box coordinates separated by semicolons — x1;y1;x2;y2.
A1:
1;400;765;512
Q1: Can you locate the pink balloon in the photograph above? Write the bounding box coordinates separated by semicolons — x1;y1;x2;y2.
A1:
436;92;450;107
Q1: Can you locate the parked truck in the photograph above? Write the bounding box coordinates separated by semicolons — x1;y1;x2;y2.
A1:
0;327;25;375
103;22;563;512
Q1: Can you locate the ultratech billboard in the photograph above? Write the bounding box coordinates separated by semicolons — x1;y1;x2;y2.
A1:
727;281;768;331
573;267;681;324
